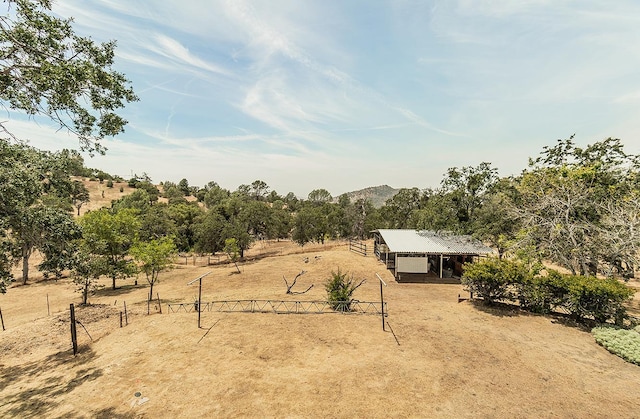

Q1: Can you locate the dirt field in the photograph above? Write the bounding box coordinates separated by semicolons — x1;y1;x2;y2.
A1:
1;240;639;418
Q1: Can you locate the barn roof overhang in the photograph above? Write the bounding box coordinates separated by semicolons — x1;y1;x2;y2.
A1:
373;229;495;255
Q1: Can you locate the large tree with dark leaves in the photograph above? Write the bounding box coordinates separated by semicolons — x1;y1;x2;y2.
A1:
0;140;81;286
1;0;137;153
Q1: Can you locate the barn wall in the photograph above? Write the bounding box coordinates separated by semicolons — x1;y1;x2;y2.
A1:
397;256;429;273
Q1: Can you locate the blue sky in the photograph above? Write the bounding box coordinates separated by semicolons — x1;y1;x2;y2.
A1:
7;0;640;197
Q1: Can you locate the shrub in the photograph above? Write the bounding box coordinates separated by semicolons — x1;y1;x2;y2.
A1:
517;270;568;314
564;275;634;325
106;179;114;188
592;326;640;365
325;269;365;312
462;258;527;304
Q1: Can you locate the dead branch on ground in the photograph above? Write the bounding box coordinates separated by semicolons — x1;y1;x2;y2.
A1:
283;270;313;294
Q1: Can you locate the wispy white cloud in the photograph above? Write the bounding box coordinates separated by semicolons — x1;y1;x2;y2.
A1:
7;0;640;196
150;34;230;76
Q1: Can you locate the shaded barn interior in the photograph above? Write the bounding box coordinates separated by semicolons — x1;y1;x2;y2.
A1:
372;229;494;283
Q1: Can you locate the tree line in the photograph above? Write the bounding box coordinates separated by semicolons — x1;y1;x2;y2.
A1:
1;134;639;299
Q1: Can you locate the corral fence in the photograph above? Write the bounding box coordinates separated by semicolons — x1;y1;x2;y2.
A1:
176;254;223;266
167;299;387;316
349;239;367;256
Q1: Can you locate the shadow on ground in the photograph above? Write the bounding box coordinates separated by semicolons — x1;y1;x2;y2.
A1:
0;346;102;418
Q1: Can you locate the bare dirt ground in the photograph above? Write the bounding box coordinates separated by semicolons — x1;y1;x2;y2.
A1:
1;240;640;418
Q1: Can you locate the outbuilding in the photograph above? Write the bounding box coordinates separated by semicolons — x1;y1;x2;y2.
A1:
372;229;494;282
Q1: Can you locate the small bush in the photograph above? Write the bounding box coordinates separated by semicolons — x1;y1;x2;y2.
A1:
325;269;365;312
592;326;640;365
106;179;114;188
462;258;528;304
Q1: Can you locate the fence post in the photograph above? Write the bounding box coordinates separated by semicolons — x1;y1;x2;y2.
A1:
70;303;78;355
0;306;5;331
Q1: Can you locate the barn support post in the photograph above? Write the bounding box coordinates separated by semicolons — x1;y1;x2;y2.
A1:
439;254;443;278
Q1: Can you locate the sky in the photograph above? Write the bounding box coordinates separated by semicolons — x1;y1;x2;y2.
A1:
5;0;640;197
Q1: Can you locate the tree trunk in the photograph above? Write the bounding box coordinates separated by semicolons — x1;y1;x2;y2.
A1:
22;246;31;285
112;275;116;290
83;282;89;304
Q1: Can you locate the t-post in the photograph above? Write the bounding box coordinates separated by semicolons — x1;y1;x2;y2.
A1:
375;273;387;331
188;271;212;328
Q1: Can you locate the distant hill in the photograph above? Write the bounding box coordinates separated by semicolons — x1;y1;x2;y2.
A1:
338;185;399;208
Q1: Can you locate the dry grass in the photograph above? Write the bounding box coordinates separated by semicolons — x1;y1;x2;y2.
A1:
1;240;640;418
2;183;639;417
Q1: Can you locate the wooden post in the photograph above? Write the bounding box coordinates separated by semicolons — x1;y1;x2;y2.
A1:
0;306;5;331
380;280;385;331
197;277;202;328
47;294;50;316
120;312;123;327
124;301;128;325
70;303;78;355
157;293;162;314
376;273;387;332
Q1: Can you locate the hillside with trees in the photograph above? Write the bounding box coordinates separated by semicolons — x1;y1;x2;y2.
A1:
1;135;639;296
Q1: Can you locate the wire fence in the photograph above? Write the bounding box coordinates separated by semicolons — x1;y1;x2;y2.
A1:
167;299;387;315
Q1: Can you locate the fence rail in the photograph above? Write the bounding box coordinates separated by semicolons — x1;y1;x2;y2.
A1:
176;254;222;266
167;300;386;315
349;239;367;256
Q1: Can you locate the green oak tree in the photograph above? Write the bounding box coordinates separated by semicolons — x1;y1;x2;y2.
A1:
1;0;138;153
70;180;90;216
130;236;177;303
79;208;140;290
70;248;102;305
511;137;640;277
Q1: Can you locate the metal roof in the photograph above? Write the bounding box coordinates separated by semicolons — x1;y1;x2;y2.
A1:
374;229;494;255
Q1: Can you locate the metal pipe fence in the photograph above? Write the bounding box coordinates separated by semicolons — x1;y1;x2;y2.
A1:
167;299;387;315
348;239;367;256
